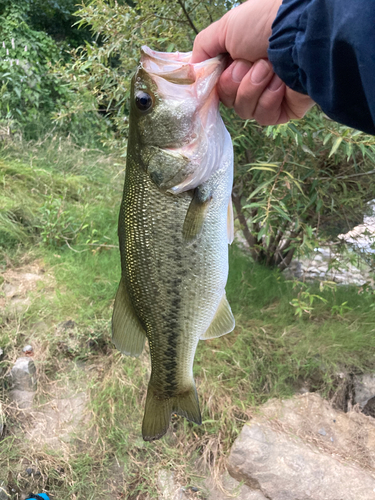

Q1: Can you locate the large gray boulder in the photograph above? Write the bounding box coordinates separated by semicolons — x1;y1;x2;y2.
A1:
205;474;267;500
354;373;375;408
227;393;375;500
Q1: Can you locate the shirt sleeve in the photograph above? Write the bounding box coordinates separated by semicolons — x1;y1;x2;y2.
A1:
268;0;375;134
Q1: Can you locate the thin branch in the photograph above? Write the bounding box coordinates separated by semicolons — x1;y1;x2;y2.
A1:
188;1;202;16
153;14;191;25
317;169;375;180
177;0;199;34
204;4;213;24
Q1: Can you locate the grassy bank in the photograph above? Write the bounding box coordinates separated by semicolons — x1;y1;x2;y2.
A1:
1;139;375;498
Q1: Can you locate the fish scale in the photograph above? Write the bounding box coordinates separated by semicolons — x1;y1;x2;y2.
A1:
112;46;235;441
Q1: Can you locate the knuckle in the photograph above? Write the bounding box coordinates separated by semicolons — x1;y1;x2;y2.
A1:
234;104;252;120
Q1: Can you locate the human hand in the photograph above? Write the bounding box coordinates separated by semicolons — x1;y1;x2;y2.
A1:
191;0;315;125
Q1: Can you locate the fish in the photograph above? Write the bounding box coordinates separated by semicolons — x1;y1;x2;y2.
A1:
112;46;235;442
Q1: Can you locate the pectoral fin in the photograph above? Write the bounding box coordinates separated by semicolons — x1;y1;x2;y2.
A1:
112;278;146;357
182;186;211;241
200;293;235;340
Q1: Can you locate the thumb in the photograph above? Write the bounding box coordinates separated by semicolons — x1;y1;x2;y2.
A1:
284;88;315;119
191;17;228;63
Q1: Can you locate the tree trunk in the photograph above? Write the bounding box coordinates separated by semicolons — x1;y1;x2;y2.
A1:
232;192;258;261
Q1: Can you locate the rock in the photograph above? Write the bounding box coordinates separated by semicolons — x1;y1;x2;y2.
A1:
308;267;319;275
227;393;375;500
22;345;33;355
0;484;10;500
205;474;267;500
8;389;35;410
363;397;375;418
9;357;37;391
27;392;86;448
354;373;375;408
157;470;188;500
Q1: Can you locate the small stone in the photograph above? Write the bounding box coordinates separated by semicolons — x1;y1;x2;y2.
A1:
330;437;334;442
22;345;33;355
26;468;33;476
318;428;327;436
9;357;37;391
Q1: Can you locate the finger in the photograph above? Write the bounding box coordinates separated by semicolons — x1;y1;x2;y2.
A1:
218;60;253;108
252;75;287;125
233;59;274;119
191;16;228;63
284;88;315;119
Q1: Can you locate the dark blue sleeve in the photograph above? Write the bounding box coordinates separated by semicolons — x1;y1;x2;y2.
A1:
268;0;375;135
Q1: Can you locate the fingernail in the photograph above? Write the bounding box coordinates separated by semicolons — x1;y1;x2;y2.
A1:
250;59;271;84
268;74;283;92
231;60;252;83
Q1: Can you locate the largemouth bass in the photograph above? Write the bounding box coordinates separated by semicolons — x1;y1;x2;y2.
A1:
112;46;235;441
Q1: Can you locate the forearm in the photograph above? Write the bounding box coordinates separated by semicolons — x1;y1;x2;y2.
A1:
268;0;375;134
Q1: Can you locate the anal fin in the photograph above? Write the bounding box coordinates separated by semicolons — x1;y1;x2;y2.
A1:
200;293;235;340
112;277;146;357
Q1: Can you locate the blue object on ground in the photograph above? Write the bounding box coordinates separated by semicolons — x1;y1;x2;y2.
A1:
27;494;51;500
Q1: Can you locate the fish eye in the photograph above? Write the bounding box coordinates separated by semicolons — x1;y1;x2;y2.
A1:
135;91;153;112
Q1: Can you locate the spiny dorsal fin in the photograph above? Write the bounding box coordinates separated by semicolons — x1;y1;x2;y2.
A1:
200;293;235;340
182;186;211;241
112;277;146;357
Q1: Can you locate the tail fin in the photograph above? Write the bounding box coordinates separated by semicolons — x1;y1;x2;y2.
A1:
142;382;202;442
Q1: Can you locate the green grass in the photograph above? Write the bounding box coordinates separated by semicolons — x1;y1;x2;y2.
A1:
1;138;375;498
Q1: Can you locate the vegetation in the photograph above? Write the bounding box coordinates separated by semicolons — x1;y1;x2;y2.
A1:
1;0;375;498
1;141;375;498
56;0;375;267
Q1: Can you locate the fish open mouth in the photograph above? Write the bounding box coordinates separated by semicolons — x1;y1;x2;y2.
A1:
140;45;225;95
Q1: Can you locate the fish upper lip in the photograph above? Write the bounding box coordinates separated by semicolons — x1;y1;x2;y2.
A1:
140;44;226;87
